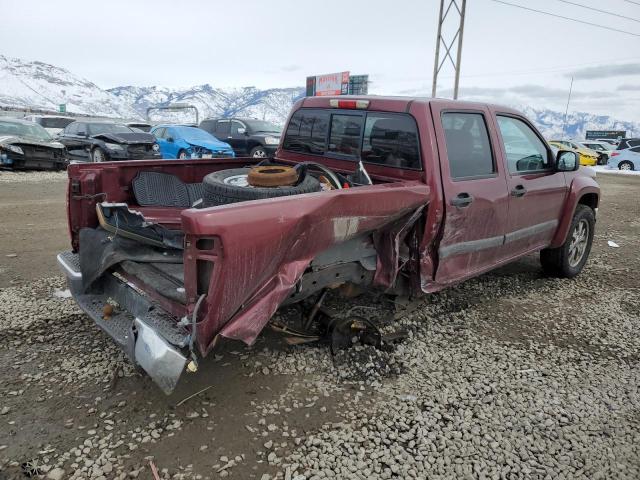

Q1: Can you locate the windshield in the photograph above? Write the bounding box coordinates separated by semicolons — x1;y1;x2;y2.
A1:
0;120;52;141
39;117;75;129
173;126;219;143
88;123;135;135
244;120;282;134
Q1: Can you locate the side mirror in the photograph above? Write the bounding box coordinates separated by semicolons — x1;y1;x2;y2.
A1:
237;128;246;135
556;150;580;172
166;137;174;143
77;131;86;137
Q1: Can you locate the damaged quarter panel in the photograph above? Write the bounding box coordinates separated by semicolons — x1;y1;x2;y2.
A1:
181;182;430;353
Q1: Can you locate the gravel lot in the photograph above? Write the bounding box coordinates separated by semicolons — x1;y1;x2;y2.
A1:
0;171;638;480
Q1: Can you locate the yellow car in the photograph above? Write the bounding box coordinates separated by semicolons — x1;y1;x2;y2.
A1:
549;140;598;166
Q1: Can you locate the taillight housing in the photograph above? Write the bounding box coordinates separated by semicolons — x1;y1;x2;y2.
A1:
611;152;620;156
329;99;369;109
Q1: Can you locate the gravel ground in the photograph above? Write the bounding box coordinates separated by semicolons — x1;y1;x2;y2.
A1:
0;172;638;479
0;171;66;184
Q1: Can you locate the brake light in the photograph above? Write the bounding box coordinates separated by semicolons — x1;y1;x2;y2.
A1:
611;152;620;156
329;99;369;109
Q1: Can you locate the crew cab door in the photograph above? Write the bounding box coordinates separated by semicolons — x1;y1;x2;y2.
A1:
431;106;510;285
492;113;567;256
60;122;89;161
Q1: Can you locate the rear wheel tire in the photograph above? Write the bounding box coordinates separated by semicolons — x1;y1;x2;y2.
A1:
540;205;595;278
91;148;106;163
619;161;634;171
250;146;268;158
177;150;189;160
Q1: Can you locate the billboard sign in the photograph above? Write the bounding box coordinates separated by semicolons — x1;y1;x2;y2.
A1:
306;71;350;96
585;130;626;140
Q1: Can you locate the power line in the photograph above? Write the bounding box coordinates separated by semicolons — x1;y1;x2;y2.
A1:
623;0;640;6
489;0;640;37
553;0;640;23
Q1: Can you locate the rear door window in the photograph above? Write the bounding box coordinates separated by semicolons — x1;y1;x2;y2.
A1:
153;127;166;139
362;113;420;169
442;112;495;179
327;114;363;157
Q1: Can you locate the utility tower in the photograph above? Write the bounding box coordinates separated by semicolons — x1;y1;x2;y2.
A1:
431;0;467;99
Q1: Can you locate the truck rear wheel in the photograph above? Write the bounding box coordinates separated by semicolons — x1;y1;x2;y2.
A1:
540;204;595;278
202;168;321;207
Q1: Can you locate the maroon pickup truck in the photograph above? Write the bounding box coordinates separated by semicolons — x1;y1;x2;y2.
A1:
57;96;599;393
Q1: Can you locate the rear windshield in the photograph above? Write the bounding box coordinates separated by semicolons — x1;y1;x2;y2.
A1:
283;108;421;170
39;117;75;129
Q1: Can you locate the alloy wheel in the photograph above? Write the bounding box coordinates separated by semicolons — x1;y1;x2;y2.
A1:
568;219;589;268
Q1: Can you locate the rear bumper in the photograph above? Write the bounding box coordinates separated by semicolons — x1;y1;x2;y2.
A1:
56;251;190;394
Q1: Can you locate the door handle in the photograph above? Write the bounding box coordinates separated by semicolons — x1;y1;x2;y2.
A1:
511;185;527;197
450;192;474;207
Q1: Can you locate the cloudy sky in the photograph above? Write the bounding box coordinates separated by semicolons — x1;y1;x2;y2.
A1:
1;0;640;120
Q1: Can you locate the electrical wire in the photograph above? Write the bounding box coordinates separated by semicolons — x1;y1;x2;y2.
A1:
552;0;640;23
489;0;640;37
623;0;640;6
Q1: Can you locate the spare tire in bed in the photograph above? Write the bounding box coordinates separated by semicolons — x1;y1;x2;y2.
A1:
202;168;322;207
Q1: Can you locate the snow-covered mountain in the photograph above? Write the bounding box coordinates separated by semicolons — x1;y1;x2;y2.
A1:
1;54;638;139
107;85;304;125
0;55;139;118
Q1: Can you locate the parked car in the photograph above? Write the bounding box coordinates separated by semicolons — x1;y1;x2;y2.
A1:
0;117;67;170
596;138;620;147
199;117;282;158
548;140;599;166
607;147;639;171
150;124;235;159
579;141;613;165
616;138;640;150
23;114;76;137
126;122;153;132
58;120;162;162
58;96;598;393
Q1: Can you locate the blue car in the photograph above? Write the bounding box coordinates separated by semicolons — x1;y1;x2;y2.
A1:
150;125;235;159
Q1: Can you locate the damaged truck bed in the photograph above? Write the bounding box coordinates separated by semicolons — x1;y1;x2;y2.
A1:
58;96;599;393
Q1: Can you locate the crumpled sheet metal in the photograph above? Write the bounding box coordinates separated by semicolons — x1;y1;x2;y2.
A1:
181;181;430;353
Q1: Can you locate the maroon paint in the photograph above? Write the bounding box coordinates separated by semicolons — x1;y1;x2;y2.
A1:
180;181;430;352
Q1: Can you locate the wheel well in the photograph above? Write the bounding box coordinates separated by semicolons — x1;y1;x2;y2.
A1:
578;193;598;210
248;142;264;151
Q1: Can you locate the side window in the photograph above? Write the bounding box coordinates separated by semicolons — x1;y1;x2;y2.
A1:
442;112;494;179
217;121;230;135
200;120;215;133
65;123;78;135
496;116;549;173
327;114;363;157
630;146;640;153
282;110;329;154
362;113;420;169
230;121;245;135
76;123;87;135
153;127;166;139
629;140;640;148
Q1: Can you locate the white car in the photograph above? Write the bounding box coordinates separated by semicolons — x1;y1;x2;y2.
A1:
581;141;614;164
607;147;639;171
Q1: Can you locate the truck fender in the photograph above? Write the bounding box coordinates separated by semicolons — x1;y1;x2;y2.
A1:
548;176;599;248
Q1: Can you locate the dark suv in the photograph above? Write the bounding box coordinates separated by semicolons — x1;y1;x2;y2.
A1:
199;118;282;158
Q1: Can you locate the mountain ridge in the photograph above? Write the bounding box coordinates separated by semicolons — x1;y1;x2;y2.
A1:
1;54;638;139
